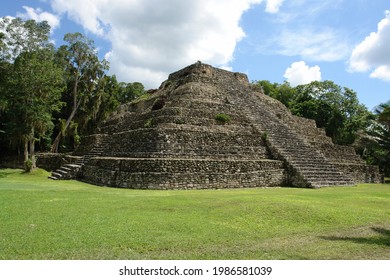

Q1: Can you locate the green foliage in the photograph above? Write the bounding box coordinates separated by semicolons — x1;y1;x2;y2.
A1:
254;80;372;145
261;132;268;142
118;82;145;104
77;75;121;135
130;93;151;104
292;81;373;145
50;32;112;152
0;169;389;259
0;17;52;61
144;118;154;128
24;159;33;172
257;80;295;107
2;43;65;163
215;113;231;124
359;101;390;176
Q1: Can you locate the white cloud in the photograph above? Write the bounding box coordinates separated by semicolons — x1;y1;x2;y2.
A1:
257;0;350;62
17;6;60;31
265;0;285;14
47;0;285;88
370;66;390;81
283;61;321;86
275;28;350;62
349;10;390;81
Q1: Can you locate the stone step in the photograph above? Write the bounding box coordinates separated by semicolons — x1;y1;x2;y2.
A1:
305;176;352;182
305;175;355;182
51;172;63;178
49;163;82;181
312;182;354;188
57;169;69;175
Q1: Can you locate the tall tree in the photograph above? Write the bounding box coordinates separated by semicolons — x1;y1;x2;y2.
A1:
355;102;390;177
6;49;65;169
0;18;65;168
1;17;52;116
50;32;109;152
0;17;51;61
75;74;120;137
298;81;372;144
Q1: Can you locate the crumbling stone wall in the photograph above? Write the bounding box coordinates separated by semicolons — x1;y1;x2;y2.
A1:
81;157;286;189
36;153;81;171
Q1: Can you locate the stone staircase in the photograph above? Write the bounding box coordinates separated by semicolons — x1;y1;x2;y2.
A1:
232;89;356;188
49;135;110;180
48;163;82;180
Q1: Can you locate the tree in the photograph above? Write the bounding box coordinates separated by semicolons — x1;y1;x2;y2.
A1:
254;80;373;145
75;74;120;137
1;17;52;118
118;82;145;104
50;32;109;152
0;61;10;112
6;49;65;169
0;17;51;61
255;80;295;107
0;18;65;169
362;102;390;176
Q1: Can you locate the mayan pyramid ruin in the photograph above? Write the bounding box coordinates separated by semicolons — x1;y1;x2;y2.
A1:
49;62;382;189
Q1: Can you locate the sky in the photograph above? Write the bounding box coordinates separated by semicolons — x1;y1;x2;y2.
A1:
1;0;390;110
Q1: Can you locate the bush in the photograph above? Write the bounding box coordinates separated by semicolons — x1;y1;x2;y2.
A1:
24;159;33;172
144;118;154;128
215;113;231;124
261;132;268;142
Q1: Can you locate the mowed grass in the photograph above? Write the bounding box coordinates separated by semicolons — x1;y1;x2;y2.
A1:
0;169;389;260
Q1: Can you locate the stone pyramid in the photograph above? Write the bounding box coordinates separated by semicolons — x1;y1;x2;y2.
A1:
51;62;382;189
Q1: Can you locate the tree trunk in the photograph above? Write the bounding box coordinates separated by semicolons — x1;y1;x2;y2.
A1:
29;135;36;169
23;139;28;163
23;138;30;172
50;104;79;153
50;76;80;153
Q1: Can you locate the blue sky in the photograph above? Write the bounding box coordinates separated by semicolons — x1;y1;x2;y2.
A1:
1;0;389;110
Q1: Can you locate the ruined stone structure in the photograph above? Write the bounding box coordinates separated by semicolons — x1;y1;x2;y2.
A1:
49;62;382;189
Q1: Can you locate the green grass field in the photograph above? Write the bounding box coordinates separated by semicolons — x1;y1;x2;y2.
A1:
0;168;389;260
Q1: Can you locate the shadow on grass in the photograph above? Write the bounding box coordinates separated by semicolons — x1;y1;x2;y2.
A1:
0;169;19;178
0;168;28;178
321;227;390;247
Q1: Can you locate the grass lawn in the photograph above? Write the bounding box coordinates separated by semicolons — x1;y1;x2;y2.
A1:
0;168;389;260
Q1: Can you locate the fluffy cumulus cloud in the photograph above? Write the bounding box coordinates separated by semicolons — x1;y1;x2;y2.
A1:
283;61;321;86
47;0;284;88
349;10;390;81
17;6;60;31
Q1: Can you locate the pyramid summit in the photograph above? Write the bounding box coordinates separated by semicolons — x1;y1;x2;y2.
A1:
50;62;382;189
